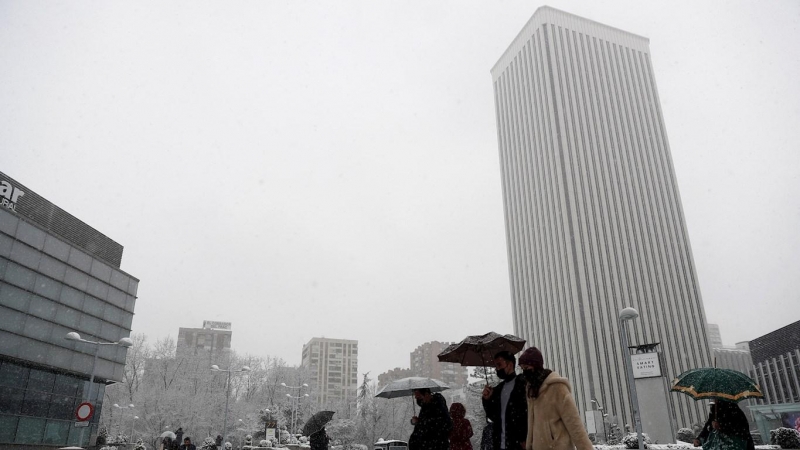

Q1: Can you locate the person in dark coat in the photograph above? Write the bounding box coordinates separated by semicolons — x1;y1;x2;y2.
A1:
482;351;528;450
310;428;330;450
175;428;184;448
449;402;474;450
179;437;197;450
409;388;453;450
694;401;754;450
480;421;493;450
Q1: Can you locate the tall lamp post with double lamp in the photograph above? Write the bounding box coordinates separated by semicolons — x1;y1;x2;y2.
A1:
282;382;308;437
65;332;133;446
112;403;135;439
619;307;644;450
211;364;251;447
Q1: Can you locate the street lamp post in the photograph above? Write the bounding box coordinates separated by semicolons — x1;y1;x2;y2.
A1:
65;332;133;447
592;399;608;444
281;383;308;437
130;415;139;442
113;403;135;440
211;364;251;447
619;307;644;450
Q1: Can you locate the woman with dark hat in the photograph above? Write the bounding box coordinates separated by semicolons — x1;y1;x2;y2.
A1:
518;347;593;450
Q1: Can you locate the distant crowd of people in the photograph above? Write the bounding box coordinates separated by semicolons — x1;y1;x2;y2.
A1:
407;347;752;450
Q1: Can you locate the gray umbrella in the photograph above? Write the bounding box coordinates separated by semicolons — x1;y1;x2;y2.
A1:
375;377;450;399
160;431;177;439
375;376;450;415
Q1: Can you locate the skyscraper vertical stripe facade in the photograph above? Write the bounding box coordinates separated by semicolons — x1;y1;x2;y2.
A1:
491;7;712;429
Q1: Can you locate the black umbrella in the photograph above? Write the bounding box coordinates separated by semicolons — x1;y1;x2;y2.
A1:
301;410;335;437
437;332;526;383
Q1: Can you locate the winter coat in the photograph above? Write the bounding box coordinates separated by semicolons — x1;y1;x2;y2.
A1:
449;403;474;450
178;444;196;450
480;423;493;450
409;393;453;450
482;374;528;450
524;371;592;450
697;402;754;450
310;429;330;450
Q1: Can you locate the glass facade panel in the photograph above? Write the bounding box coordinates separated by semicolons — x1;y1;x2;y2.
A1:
29;368;56;392
0;386;24;414
48;394;75;419
15;416;46;444
54;373;81;396
0;282;31;312
0;414;18;442
43;419;70;446
21;390;50;416
0;362;28;387
6;262;36;290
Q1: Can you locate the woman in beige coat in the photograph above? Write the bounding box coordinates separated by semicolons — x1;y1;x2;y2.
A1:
518;347;593;450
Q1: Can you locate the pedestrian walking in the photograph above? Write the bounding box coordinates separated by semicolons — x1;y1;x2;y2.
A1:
481;351;528;450
518;347;592;450
694;401;754;450
409;388;453;450
175;428;184;448
310;428;330;450
449;403;474;450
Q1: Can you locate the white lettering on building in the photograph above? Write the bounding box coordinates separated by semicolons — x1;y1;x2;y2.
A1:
0;181;24;212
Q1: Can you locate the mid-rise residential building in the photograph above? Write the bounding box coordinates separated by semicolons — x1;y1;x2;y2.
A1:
377;367;413;389
410;341;468;387
301;337;358;408
176;320;232;365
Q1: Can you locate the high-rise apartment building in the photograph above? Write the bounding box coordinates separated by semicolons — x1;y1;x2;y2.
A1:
301;337;358;408
176;320;232;364
491;7;712;428
410;341;468;387
0;171;138;448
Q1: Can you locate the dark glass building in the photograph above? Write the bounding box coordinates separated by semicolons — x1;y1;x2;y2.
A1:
0;171;139;448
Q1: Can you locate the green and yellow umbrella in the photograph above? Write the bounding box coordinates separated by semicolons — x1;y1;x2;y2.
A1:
671;367;763;402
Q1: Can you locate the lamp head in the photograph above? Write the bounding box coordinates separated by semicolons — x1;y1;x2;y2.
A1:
281;383;287;387
303;394;309;397
65;332;81;341
129;404;135;408
619;307;639;321
241;366;251;372
211;365;221;371
302;383;308;387
118;337;134;348
134;416;139;419
113;404;120;408
286;394;291;398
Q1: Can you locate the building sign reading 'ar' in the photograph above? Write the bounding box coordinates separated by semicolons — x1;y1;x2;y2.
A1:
631;352;662;379
0;180;25;212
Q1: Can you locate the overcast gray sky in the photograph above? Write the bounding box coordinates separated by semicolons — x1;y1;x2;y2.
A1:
2;0;799;378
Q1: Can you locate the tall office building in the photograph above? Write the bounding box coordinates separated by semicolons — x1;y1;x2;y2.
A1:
410;341;468;387
300;337;358;408
491;7;712;428
707;323;724;349
0;171;138;448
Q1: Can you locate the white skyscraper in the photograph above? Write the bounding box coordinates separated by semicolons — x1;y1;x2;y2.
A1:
491;6;712;428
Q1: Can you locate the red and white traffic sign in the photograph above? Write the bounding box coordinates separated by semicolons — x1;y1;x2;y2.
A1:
75;402;94;421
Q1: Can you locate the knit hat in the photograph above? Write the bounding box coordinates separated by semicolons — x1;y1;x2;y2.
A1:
518;347;544;369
